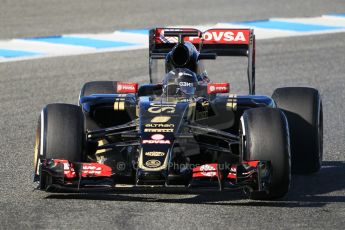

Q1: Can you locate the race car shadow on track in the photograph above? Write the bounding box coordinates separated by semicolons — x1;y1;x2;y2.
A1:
45;161;345;208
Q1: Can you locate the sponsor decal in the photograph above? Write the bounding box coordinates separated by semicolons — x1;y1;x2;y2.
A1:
156;29;249;45
151;134;164;140
148;103;176;114
160;29;179;43
145;159;162;168
142;139;171;144
138;149;169;171
148;106;175;114
157;28;200;44
200;164;217;177
188;29;250;44
207;83;230;94
145;123;174;128
144;128;173;132
80;163;112;177
145;151;165;157
179;82;193;87
117;82;138;93
151;116;171;123
83;165;102;171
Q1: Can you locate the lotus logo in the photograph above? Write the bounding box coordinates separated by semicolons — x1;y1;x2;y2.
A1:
145;159;162;168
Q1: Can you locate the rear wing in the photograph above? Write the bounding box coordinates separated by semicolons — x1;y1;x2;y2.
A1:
149;28;256;94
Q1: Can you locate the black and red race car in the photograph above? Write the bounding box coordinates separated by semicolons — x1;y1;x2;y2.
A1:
33;28;323;200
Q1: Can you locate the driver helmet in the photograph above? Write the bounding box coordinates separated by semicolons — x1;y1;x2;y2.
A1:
162;68;198;97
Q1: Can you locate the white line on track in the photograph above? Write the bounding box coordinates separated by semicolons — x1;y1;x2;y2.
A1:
1;14;345;63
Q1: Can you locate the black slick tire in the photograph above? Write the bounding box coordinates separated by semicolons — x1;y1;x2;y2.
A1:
240;107;291;200
272;87;323;174
33;103;85;190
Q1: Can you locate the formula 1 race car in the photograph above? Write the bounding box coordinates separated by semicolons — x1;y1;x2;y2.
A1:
33;28;323;200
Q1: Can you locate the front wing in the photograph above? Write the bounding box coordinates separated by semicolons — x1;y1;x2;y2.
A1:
38;159;271;193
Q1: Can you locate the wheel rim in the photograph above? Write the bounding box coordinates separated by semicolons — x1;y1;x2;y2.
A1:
239;116;246;161
318;103;323;166
33;119;41;176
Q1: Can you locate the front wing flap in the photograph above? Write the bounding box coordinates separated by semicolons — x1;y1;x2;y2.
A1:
190;161;271;192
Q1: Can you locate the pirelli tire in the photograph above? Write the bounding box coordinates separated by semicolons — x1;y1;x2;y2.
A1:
33;103;85;190
272;87;323;174
240;107;291;200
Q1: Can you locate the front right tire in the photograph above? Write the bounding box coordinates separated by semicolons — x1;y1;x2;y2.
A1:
241;107;291;200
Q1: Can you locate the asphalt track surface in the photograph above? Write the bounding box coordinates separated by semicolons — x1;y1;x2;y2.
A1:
1;1;345;229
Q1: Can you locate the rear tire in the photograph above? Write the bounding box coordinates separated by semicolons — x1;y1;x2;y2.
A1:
272;87;323;174
241;107;291;200
33;103;85;189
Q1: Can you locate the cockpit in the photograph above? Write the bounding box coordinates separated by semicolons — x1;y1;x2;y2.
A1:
162;68;198;100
